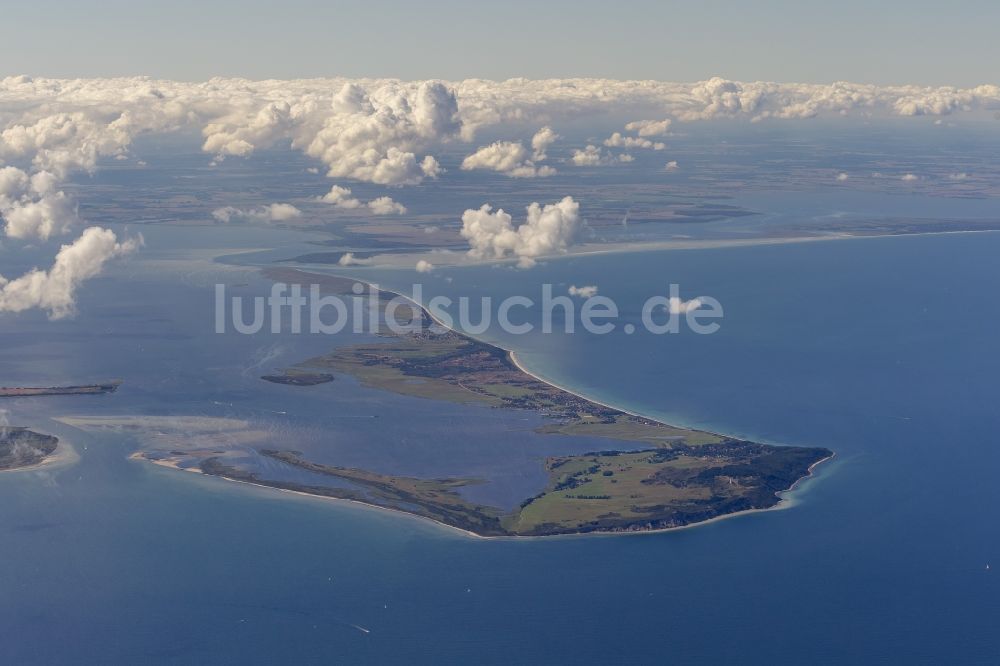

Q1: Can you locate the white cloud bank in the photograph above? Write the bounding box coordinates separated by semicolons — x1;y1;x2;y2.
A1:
460;196;581;268
2;74;999;312
5;75;989;185
3;75;997;196
3;76;998;181
0;226;140;319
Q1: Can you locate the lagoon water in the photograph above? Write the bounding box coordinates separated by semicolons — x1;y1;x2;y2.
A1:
2;225;1000;664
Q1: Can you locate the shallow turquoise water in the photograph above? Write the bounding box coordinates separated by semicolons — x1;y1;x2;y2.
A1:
2;228;999;664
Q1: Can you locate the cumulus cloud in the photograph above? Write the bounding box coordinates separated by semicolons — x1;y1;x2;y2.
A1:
0;226;140;319
603;132;665;150
366;196;407;215
319;185;407;215
202;101;292;158
568;285;598;298
0;84;179;315
530;126;558;160
901;173;919;182
461;127;558;178
570;145;603;166
836;172;849;181
419;155;444;179
680;77;763;120
571;145;632;166
319;185;363;208
949;172;968;180
197;80;460;185
0;167;79;240
624;119;672;136
415;259;435;273
212;203;302;223
289;81;459;185
0;110;163;177
664;160;679;171
461;141;536;176
667;296;703;314
338;252;371;266
460;196;581;268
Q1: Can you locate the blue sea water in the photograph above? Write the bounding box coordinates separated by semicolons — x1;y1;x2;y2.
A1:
2;226;1000;664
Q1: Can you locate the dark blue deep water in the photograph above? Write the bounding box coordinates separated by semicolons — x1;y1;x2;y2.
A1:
2;227;999;664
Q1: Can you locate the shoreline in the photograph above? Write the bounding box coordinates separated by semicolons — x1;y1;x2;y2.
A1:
539;227;1000;262
299;227;1000;271
131;451;489;539
132;449;836;541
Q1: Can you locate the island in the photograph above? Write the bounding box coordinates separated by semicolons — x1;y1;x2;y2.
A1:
200;267;834;537
0;381;121;398
260;372;334;386
0;427;59;471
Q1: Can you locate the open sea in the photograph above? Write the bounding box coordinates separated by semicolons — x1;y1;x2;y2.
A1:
2;222;999;664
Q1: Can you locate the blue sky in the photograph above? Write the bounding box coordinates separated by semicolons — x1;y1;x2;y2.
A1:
2;0;997;84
